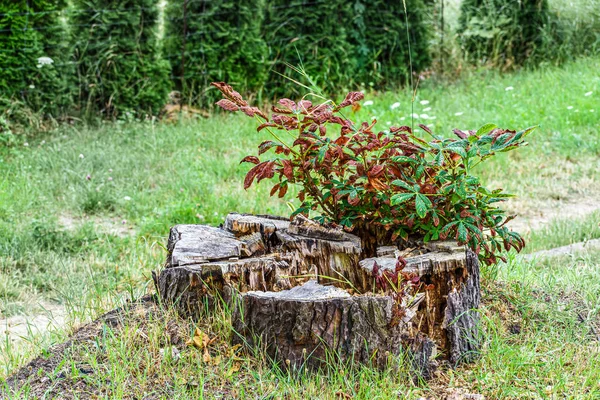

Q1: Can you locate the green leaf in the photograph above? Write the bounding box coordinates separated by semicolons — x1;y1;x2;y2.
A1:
392;156;418;164
415;194;432;218
391;192;415;205
457;222;468;243
476;123;497;136
391;180;415;191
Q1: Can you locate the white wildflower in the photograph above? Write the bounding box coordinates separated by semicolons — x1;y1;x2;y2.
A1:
423;107;431;112
411;113;419;119
590;109;595;112
420;114;430;120
505;86;514;91
419;100;429;105
29;84;35;89
429;116;437;120
454;112;464;116
585;91;593;97
123;196;132;201
400;117;406;120
363;100;374;106
24;142;29;147
390;102;401;110
79;154;84;159
567;106;574;110
37;56;54;66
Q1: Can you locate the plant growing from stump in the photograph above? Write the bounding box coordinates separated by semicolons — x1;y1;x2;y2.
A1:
212;82;535;267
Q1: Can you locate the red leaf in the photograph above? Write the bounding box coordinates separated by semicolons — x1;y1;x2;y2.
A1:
240;106;268;120
270;183;281;196
257;122;278;132
336;92;364;110
240;156;260;165
258;140;278;155
211;82;247;106
368;164;384;178
281;159;294;180
278;184;288;198
453;129;468;139
418;124;432;135
216;99;240;112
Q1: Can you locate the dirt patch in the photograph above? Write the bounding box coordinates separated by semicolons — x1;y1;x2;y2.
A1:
522;238;600;261
1;302;67;344
2;296;169;399
506;197;600;233
58;213;135;238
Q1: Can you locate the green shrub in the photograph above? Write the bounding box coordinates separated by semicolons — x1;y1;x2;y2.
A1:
262;0;355;98
71;0;170;118
457;0;549;67
0;0;71;116
164;0;269;107
351;0;431;89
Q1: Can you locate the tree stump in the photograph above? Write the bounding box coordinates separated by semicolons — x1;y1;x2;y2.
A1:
155;213;481;376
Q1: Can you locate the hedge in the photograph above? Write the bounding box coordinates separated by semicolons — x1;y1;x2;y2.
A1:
0;0;71;115
71;0;170;118
164;0;269;107
351;0;431;89
457;0;549;67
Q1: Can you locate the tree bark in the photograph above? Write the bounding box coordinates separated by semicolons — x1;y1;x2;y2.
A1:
156;213;482;375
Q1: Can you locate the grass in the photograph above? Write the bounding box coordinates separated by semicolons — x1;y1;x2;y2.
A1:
1;55;600;397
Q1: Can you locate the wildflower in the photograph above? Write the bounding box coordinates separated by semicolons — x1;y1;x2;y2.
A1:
390;102;401;110
109;168;113;172
86;174;91;180
419;100;429;105
108;177;113;181
423;107;431;112
455;112;464;116
37;56;54;66
196;214;205;220
590;109;595;112
79;154;84;159
567;106;573;110
420;114;430;119
29;84;35;89
123;196;132;201
363;100;374;106
411;113;419;119
585;91;593;97
23;142;29;147
121;219;127;225
505;86;514;91
400;117;406;120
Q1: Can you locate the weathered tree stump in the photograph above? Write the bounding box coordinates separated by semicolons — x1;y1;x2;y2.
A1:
155;213;481;376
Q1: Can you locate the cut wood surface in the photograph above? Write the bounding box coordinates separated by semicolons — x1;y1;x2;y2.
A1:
157;213;482;374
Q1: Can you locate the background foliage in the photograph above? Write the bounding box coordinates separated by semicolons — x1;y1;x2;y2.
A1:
0;0;70;116
351;0;431;88
71;0;170;118
164;0;269;107
457;0;549;67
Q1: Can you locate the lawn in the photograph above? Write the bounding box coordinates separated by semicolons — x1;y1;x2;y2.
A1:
1;56;599;398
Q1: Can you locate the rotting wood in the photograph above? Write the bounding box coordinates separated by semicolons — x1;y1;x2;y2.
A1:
157;213;482;375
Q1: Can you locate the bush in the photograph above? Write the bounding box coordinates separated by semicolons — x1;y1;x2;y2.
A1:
213;82;534;266
351;0;431;89
0;0;71;116
71;0;170;118
164;0;269;107
457;0;549;67
262;0;355;98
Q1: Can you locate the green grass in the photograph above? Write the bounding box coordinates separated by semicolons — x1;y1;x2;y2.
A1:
1;56;600;397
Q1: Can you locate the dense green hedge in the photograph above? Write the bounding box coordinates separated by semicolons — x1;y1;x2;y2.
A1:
0;0;70;115
71;0;170;118
351;0;431;88
164;0;269;107
457;0;549;67
262;0;355;98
